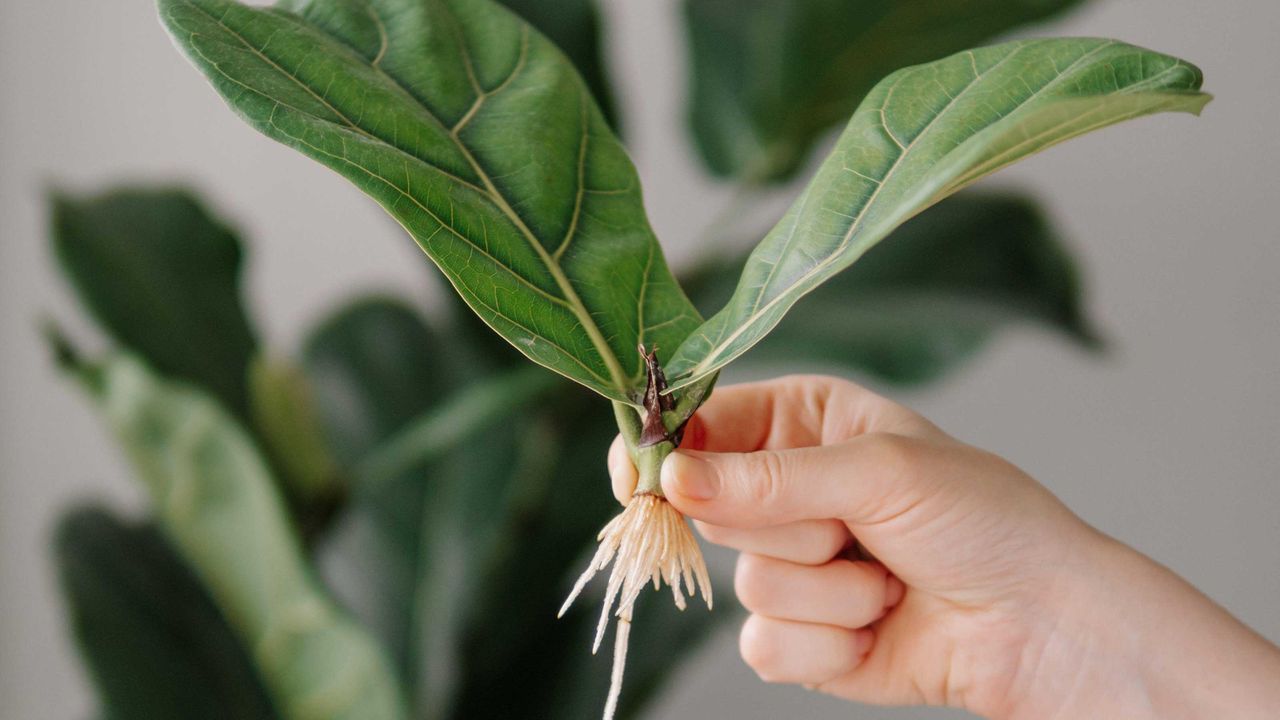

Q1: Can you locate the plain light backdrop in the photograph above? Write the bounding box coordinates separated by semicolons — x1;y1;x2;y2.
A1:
2;1;1277;718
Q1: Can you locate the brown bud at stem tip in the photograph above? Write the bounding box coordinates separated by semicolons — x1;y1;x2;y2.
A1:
638;344;675;447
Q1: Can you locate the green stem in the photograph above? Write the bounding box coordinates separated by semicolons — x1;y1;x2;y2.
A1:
613;401;676;497
634;440;675;496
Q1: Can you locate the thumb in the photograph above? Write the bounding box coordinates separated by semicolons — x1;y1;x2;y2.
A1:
661;433;934;529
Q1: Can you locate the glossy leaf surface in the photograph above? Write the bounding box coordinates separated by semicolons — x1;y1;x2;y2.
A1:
56;506;279;720
684;0;1086;182
495;0;618;127
51;187;257;416
667;39;1208;389
160;0;700;403
683;192;1097;384
71;352;408;720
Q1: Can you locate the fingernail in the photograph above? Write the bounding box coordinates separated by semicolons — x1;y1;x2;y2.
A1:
662;452;719;500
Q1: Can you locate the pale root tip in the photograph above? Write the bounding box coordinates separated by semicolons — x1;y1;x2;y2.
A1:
557;495;713;720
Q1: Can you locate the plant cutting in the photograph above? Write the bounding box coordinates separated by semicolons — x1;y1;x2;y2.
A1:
152;0;1209;715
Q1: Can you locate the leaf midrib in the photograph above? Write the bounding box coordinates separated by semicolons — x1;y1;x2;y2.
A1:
185;0;632;397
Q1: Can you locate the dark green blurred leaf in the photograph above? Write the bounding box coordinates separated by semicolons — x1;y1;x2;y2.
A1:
51;187;257;416
302;297;449;686
554;587;731;720
357;363;559;489
447;396;617;718
303;297;448;469
302;295;555;715
448;395;722;719
683;192;1099;385
497;0;619;129
684;0;1087;182
55;506;279;720
68;352;409;720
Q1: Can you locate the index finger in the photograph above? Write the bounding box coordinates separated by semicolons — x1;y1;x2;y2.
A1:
680;375;927;454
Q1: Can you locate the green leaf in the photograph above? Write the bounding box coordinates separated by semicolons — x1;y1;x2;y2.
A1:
356;363;559;489
683;0;1087;182
302;297;447;469
300;296;555;716
68;352;408;720
667;38;1209;390
278;0;620;129
445;396;619;718
300;297;448;683
683;192;1098;385
159;0;701;403
51;187;258;417
495;0;619;129
55;506;279;720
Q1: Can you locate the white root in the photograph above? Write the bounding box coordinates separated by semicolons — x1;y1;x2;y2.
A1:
558;493;713;720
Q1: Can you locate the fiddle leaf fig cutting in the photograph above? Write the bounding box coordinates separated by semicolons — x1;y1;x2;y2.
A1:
158;0;1208;716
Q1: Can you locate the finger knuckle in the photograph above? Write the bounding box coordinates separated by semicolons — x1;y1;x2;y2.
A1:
831;560;887;622
733;554;771;612
749;450;789;508
739;616;783;682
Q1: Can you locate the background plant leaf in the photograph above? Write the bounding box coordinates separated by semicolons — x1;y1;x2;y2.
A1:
248;358;342;501
51;187;257;417
55;506;279;720
159;0;701;403
64;350;408;720
682;192;1098;385
301;295;557;717
301;297;451;685
683;0;1088;182
667;38;1209;390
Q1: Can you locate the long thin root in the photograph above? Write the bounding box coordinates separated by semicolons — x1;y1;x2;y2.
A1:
558;493;712;720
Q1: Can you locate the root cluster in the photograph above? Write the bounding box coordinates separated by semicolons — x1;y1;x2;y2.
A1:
559;493;712;720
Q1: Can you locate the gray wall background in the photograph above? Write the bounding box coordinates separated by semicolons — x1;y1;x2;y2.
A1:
2;1;1276;718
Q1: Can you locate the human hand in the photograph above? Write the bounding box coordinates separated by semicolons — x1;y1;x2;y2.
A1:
609;375;1280;719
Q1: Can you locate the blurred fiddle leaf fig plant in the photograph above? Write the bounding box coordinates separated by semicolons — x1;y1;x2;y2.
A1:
684;0;1090;183
45;0;1211;718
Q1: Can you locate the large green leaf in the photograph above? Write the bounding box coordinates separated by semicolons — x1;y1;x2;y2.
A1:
66;351;408;720
51;187;257;417
684;0;1087;182
159;0;701;403
682;192;1098;385
55;506;279;720
667;39;1209;390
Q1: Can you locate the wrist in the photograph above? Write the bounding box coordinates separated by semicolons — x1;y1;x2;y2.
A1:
997;531;1280;720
